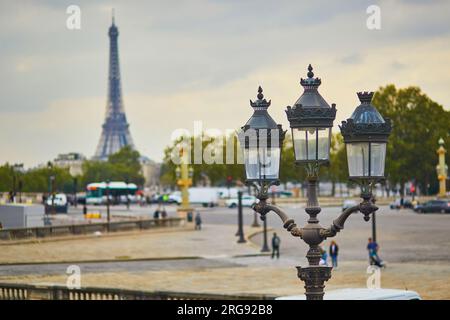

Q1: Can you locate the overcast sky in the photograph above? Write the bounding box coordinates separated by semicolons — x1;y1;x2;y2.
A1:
1;0;449;167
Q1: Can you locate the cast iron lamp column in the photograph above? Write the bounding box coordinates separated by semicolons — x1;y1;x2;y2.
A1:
106;179;111;230
239;66;391;300
176;148;194;219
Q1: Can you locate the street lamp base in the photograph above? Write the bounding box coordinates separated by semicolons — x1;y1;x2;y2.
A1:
297;266;332;300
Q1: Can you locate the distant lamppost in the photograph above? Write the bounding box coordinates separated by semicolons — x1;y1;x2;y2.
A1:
106;179;111;229
50;175;56;215
239;65;391;300
69;166;82;209
236;190;246;243
125;177;130;210
260;214;270;253
436;138;448;198
73;177;78;207
11;163;24;203
176;148;194;220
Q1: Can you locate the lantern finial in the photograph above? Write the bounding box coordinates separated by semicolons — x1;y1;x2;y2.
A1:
250;86;271;109
257;86;264;100
307;64;314;78
300;64;321;87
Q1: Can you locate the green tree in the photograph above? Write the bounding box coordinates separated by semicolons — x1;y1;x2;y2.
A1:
373;85;450;195
323;133;348;196
0;163;73;193
81;146;145;186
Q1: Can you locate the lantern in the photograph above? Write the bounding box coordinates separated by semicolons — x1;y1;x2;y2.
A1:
340;92;391;181
286;65;336;165
239;86;285;185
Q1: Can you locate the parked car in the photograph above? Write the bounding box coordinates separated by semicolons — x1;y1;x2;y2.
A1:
414;199;450;213
150;194;178;204
226;195;258;208
276;288;421;300
342;199;358;212
389;198;413;209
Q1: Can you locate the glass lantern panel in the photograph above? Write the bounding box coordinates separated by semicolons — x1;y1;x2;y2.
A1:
370;142;386;177
259;147;280;180
293;128;318;161
347;143;370;177
317;127;331;161
292;128;306;161
244;147;259;180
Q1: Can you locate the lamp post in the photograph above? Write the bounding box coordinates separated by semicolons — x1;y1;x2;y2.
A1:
50;175;56;215
260;214;270;252
125;177;130;210
236;190;246;243
251;186;260;228
106;179;111;229
11;164;24;203
239;65;391;300
72;177;78;208
436;138;447;198
176;148;194;220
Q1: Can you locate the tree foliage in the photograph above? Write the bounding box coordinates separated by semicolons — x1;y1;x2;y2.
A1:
0;146;145;193
81;146;145;186
372;85;450;194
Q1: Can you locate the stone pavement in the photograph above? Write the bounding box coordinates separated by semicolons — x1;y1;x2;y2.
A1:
1;221;450;299
1;259;449;299
0;224;263;264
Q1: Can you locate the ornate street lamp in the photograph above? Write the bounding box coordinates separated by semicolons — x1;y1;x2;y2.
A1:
238;86;286;199
287;64;336;167
340;91;392;202
241;65;390;300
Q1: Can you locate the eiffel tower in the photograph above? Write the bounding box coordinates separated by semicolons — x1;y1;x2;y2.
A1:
94;12;135;160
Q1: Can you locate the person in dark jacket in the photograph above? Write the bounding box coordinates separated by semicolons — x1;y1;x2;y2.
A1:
329;240;339;268
195;212;202;230
271;233;281;259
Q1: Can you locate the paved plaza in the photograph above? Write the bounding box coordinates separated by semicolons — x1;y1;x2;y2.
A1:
1;204;450;299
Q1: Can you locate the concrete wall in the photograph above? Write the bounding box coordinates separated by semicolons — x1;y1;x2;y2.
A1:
0;204;44;229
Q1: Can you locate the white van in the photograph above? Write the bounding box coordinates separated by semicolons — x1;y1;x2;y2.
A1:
46;193;68;207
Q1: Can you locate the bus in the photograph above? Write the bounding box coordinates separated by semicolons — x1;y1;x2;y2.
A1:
86;181;138;205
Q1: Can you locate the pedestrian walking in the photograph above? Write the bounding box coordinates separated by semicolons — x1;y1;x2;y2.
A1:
329;240;339;268
367;237;385;268
271;232;281;259
195;212;202;230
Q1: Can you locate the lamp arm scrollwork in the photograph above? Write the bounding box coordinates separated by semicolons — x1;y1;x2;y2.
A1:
320;205;361;239
252;200;303;238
